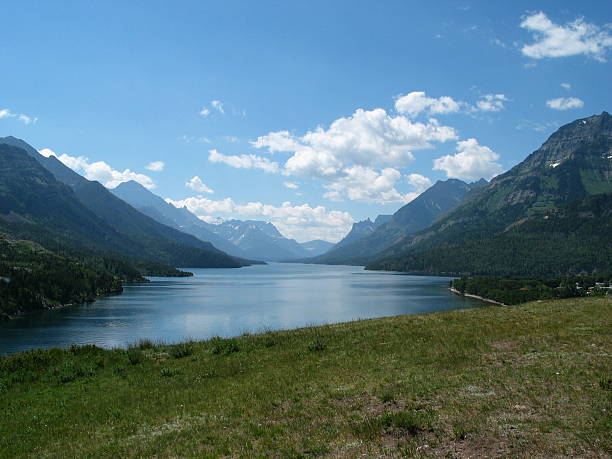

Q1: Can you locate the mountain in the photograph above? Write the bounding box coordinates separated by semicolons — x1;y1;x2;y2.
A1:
112;181;252;258
113;180;328;261
206;220;311;261
333;215;391;249
308;179;479;265
0;140;248;269
368;112;612;275
299;239;335;256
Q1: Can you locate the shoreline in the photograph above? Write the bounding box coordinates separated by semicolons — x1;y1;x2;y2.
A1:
449;287;507;306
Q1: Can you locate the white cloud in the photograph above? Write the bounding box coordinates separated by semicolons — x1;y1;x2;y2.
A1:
185;176;214;194
255;108;457;177
323;166;415;204
208;149;280;173
179;134;211;144
252;106;458;203
251;130;300;153
394;91;461;117
39;148;155;189
406;173;432;193
199;108;211;117
475;94;508;112
283;181;299;189
145;161;165;172
211;100;224;114
560;82;571;89
546;97;584;110
520;12;612;61
166;196;354;242
223;136;240;143
433;138;502;181
0;108;37;124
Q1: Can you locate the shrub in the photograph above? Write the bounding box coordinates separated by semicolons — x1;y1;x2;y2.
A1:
210;338;239;355
308;339;326;352
126;349;143;365
169;343;193;359
135;338;155;350
160;367;179;377
113;365;127;377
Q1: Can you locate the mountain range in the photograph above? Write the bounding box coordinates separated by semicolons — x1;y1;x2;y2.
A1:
112;180;334;261
1;110;610;303
367;112;612;275
0;137;251;270
306;178;485;265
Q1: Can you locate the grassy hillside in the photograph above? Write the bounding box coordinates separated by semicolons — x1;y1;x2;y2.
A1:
1;297;610;457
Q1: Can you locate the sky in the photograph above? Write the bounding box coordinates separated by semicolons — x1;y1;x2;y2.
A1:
1;1;611;242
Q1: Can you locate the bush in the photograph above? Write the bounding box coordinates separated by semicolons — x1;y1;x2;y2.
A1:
126;349;143;365
160;367;179;377
169;343;193;359
308;339;327;352
210;338;239;355
135;338;155;350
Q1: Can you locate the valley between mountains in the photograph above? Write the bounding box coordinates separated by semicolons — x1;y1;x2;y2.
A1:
0;112;611;318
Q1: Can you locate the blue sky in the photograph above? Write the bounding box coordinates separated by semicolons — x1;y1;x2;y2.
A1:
1;0;611;241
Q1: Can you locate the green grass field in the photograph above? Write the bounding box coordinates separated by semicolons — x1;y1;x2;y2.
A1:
1;297;610;458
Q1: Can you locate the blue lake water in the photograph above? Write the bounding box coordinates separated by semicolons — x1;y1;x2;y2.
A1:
0;263;483;354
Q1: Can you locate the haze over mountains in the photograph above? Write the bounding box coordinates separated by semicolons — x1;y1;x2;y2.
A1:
113;181;333;261
0;137;250;270
306;178;485;265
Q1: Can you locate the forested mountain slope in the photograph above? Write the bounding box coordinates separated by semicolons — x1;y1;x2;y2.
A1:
369;112;612;275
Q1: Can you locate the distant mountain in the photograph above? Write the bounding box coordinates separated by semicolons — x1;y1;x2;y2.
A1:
308;179;479;265
112;181;252;258
113;181;329;261
369;112;612;275
206;220;310;261
334;215;391;249
0;139;248;269
299;239;335;256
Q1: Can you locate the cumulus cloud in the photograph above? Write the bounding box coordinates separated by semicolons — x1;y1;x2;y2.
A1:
283;182;299;189
393;91;508;116
394;92;461;117
199;108;211;117
185;176;214;194
520;12;612;61
323;166;415;204
433;138;502;181
166;196;354;242
39;148;155;189
254;108;456;175
208;149;280;173
251;107;458;203
251;106;460;203
0;108;37;124
560;82;571;89
406;173;432;193
475;94;508;112
546;97;584;110
251;130;300;153
145;161;165;172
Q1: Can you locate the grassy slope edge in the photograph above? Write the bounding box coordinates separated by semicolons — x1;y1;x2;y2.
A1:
1;297;610;457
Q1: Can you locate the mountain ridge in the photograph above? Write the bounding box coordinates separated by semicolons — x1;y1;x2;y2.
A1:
368;112;612;275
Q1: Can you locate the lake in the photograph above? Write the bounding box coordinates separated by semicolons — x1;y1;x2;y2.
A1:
0;263;483;354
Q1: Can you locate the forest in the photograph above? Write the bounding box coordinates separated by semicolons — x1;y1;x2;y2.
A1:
451;274;612;305
0;235;176;319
